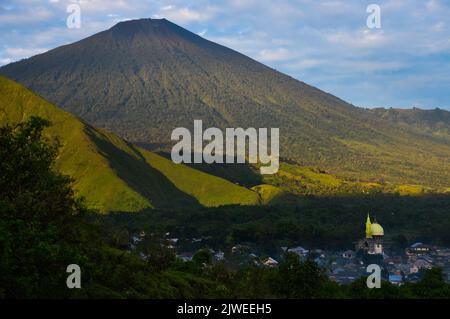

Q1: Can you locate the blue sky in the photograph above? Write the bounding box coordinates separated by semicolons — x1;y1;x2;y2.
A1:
1;0;449;110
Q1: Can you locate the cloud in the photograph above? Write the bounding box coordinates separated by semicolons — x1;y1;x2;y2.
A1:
153;5;217;23
197;29;207;37
257;48;296;62
4;47;49;59
0;5;54;24
0;0;449;109
325;29;389;49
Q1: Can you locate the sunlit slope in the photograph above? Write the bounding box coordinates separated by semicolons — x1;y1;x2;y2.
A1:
261;161;447;196
140;151;260;207
0;76;259;212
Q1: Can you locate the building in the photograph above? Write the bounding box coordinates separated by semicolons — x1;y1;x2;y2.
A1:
342;250;356;259
177;252;194;262
389;274;403;285
410;259;432;273
356;214;384;254
406;242;432;255
263;257;279;267
287;246;309;257
214;251;225;261
355;214;386;265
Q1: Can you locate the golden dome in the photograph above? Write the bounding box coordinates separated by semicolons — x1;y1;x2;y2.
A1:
371;223;384;236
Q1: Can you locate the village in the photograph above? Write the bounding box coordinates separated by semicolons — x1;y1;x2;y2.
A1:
129;215;450;286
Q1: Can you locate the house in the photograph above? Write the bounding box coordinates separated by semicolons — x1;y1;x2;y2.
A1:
287;246;309;256
406;272;422;283
332;267;344;275
231;244;249;254
214;251;225;261
385;256;403;265
389;274;402;285
409;264;419;274
410;259;432;273
342;250;355;259
139;252;148;261
314;256;327;268
177;252;194;262
418;255;434;264
407;243;431;255
263;257;279;267
332;269;360;285
167;238;179;245
131;235;142;244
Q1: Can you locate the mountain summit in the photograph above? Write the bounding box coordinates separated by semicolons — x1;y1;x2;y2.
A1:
1;18;450;186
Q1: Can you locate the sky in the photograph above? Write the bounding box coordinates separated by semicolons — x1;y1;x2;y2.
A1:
0;0;449;110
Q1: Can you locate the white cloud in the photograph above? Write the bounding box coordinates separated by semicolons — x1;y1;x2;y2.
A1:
198;29;207;37
286;59;324;70
4;47;49;60
0;58;12;66
0;6;54;24
154;5;216;23
257;48;296;62
0;0;449;108
325;29;388;49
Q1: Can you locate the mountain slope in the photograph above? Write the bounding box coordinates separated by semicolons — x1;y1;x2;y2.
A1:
1;18;450;187
0;76;260;212
369;107;450;141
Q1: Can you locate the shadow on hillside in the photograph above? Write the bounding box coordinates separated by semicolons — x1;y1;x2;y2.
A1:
85;127;201;210
157;151;263;187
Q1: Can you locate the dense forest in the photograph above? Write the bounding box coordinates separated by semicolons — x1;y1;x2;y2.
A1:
1;117;449;298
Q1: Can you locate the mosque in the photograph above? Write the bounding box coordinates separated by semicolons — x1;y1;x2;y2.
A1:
356;214;385;263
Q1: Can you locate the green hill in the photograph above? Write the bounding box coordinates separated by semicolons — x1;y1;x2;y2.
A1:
0;76;260;212
2;18;450;187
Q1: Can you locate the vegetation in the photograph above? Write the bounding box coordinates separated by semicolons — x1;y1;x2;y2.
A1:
0;116;222;298
102;193;450;253
0;76;259;213
369;107;450;140
0;117;449;299
261;161;449;198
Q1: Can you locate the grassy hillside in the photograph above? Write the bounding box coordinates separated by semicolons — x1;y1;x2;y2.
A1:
260;161;448;197
2;19;450;187
0;76;260;212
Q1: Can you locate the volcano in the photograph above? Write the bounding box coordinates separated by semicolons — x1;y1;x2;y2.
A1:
1;18;450;187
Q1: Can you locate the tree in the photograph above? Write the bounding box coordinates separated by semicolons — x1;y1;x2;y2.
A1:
0;117;91;298
0;117;219;298
193;248;213;266
274;252;335;298
410;268;450;298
